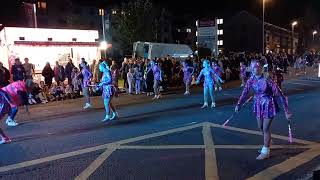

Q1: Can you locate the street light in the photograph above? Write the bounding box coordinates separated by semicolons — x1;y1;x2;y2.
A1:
262;0;270;55
313;30;318;41
291;21;298;54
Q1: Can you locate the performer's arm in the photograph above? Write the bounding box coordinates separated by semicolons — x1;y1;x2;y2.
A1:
269;79;289;114
210;68;223;83
196;69;204;84
237;78;252;107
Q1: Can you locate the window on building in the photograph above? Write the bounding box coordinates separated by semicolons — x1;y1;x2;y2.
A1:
19;37;25;41
48;38;53;41
196;31;198;36
90;8;95;15
177;29;181;32
72;38;77;42
217;19;223;25
186;28;192;33
112;10;117;15
38;1;47;10
218;40;223;46
217;29;223;35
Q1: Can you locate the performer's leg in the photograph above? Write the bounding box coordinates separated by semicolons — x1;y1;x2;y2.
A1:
257;118;273;160
103;97;111;121
202;85;209;108
6;106;19;127
209;85;215;108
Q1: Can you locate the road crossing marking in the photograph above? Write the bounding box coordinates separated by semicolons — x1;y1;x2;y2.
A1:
0;121;318;180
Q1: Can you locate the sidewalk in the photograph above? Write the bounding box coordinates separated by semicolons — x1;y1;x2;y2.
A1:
14;66;318;123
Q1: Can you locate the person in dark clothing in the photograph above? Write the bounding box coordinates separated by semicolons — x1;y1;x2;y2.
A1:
42;62;54;88
0;62;10;88
120;59;129;88
54;61;65;85
11;58;25;82
65;59;75;85
163;57;173;89
145;62;154;96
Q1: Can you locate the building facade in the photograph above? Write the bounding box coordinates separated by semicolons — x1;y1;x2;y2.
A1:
222;11;298;54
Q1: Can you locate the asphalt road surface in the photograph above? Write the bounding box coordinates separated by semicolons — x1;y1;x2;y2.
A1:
0;75;320;180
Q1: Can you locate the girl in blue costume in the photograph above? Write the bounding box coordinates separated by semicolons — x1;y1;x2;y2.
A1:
196;59;223;108
96;61;118;122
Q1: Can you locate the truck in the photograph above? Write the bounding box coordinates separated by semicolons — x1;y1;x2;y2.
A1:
133;41;193;60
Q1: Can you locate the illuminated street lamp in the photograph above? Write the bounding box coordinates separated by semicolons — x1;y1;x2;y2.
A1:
262;0;270;54
313;30;318;41
291;21;298;54
99;41;108;50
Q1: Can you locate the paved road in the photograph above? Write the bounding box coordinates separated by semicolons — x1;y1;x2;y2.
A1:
0;75;320;180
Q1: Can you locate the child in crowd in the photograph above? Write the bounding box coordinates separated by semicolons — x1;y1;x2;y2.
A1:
65;84;75;99
72;67;81;98
225;67;232;81
50;83;64;101
127;68;134;94
32;83;48;104
40;81;53;101
134;65;143;95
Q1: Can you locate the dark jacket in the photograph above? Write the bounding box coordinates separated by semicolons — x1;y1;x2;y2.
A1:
0;67;10;87
11;64;25;81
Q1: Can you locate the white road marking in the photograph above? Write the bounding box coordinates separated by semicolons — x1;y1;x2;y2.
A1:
0;123;204;173
203;123;219;180
118;145;205;149
209;122;316;145
247;148;320;180
287;82;315;87
75;148;116;180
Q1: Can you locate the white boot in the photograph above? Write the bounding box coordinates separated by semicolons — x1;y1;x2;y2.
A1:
6;117;19;127
201;103;208;109
102;115;110;122
256;146;270;160
83;103;92;109
211;102;216;108
110;111;119;120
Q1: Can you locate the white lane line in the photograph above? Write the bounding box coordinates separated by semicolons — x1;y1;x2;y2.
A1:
203;123;219;180
118;145;205;149
296;79;320;83
116;144;316;150
208;122;316;145
287;82;315;87
214;145;317;149
246;148;320;180
75;148;116;180
0;123;204;173
0;144;113;173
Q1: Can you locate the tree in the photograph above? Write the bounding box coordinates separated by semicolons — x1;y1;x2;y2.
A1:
111;0;157;55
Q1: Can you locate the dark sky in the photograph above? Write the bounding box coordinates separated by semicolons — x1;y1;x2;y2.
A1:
87;0;320;28
1;0;319;29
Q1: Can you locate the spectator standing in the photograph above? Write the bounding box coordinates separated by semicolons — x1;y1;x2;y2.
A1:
53;61;65;84
79;59;93;109
65;58;75;85
0;62;10;88
42;62;54;88
120;58;129;89
127;68;134;94
22;58;35;88
11;58;25;82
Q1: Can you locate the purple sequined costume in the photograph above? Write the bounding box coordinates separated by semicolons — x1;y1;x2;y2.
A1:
240;65;247;78
100;71;114;98
81;67;93;88
237;75;289;119
152;65;161;81
182;67;193;84
197;67;222;89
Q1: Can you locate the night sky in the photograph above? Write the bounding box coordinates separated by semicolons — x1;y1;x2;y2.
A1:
0;0;319;29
